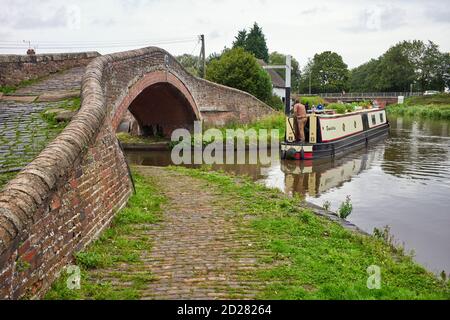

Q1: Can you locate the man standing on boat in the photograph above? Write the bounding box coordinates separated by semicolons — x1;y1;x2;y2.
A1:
293;99;308;142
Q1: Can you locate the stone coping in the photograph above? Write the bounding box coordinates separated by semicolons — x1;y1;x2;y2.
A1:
0;52;100;64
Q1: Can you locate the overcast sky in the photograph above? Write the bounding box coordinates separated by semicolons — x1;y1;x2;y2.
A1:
0;0;449;69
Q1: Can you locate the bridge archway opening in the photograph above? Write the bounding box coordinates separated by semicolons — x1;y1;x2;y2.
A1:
114;71;200;138
128;82;198;138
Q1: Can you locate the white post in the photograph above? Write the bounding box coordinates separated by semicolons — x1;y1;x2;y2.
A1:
285;55;292;89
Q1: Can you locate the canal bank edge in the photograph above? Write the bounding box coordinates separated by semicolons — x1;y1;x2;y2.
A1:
45;166;450;300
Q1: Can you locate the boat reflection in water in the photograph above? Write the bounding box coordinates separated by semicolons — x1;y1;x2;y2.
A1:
125;114;450;275
280;147;381;198
125;146;382;200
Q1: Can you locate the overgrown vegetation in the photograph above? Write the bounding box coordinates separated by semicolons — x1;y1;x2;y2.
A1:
299;96;326;107
40;98;81;126
116;132;169;145
0;85;16;94
204;112;286;145
169;166;450;299
387;94;450;120
45;172;165;300
0;77;47;95
338;196;353;219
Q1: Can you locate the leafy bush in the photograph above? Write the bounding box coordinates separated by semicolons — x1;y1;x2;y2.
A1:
327;103;357;114
206;47;273;105
299;96;325;107
267;94;285;111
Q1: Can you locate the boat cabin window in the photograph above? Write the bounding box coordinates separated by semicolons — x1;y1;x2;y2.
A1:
371;114;376;126
380;113;384;123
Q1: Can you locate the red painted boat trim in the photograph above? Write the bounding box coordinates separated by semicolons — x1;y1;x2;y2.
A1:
303;152;313;160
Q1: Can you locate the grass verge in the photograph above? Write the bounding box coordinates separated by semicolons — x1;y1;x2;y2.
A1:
116;132;169;145
168;166;450;300
204;112;286;146
45;171;165;300
387;104;450;120
387;94;450;120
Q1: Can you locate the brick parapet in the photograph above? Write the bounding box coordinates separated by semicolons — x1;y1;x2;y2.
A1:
0;46;274;299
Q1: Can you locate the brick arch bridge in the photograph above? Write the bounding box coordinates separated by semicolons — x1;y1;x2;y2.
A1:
0;47;273;299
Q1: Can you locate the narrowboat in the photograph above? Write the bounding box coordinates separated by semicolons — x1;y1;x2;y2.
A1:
281;106;390;160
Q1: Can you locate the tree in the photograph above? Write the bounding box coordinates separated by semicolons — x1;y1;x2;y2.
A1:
348;40;449;92
245;23;270;63
206;47;273;104
434;52;450;91
269;51;301;93
401;40;441;91
349;59;380;92
233;30;247;48
299;51;349;93
232;23;269;63
374;45;415;91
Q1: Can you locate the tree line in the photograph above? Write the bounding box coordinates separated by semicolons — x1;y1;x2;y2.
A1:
299;40;449;93
176;23;450;105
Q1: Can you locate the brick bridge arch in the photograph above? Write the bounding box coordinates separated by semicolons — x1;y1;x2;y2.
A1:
0;47;273;299
113;70;201;137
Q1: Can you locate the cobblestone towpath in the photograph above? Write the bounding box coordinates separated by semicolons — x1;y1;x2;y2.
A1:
85;166;272;300
0;67;85;186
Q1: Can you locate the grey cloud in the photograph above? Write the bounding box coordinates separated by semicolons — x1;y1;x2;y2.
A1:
0;1;71;29
425;6;450;23
341;5;406;33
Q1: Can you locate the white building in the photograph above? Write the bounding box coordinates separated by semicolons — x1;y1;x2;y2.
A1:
257;60;288;104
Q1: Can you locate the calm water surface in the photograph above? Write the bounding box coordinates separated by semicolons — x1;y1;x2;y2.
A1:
126;116;450;275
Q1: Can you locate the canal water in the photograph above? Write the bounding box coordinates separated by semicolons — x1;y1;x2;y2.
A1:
125;115;450;275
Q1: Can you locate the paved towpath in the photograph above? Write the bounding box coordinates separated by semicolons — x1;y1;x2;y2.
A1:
88;166;271;300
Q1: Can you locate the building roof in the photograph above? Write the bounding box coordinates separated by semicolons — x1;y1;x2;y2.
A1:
257;59;286;88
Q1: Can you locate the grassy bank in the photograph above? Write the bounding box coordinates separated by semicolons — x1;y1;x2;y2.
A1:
169;167;449;299
45;172;165;300
213;112;285;142
387;94;450;120
119;113;287;148
116;132;169;145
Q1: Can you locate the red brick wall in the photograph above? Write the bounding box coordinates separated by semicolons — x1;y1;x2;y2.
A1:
0;123;131;298
0;52;100;87
0;47;274;299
